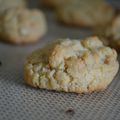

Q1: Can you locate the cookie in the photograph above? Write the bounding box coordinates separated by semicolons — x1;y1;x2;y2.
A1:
105;15;120;50
56;0;115;27
24;36;119;93
0;8;47;44
0;0;26;14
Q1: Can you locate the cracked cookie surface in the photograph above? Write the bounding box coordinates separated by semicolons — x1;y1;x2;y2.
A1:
24;37;119;93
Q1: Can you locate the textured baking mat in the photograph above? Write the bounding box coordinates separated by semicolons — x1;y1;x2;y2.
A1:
0;0;120;120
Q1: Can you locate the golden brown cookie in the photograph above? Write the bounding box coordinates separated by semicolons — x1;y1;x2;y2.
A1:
24;36;119;93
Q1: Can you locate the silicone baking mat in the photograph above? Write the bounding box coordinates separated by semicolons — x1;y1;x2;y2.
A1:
0;0;120;120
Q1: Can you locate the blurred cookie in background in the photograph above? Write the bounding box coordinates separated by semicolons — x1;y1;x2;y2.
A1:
56;0;115;28
0;8;47;44
0;0;26;14
99;15;120;51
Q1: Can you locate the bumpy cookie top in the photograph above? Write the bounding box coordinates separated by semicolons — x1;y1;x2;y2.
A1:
0;8;47;43
28;36;117;67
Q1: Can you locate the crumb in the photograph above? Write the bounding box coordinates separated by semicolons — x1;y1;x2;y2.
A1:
66;108;75;116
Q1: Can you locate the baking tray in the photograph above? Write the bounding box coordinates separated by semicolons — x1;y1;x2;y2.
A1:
0;0;120;120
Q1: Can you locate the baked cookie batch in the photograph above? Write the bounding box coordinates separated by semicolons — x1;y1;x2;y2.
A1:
0;0;119;93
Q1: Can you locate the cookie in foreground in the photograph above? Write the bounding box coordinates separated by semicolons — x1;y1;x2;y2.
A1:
0;8;47;44
24;36;119;93
56;0;115;27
